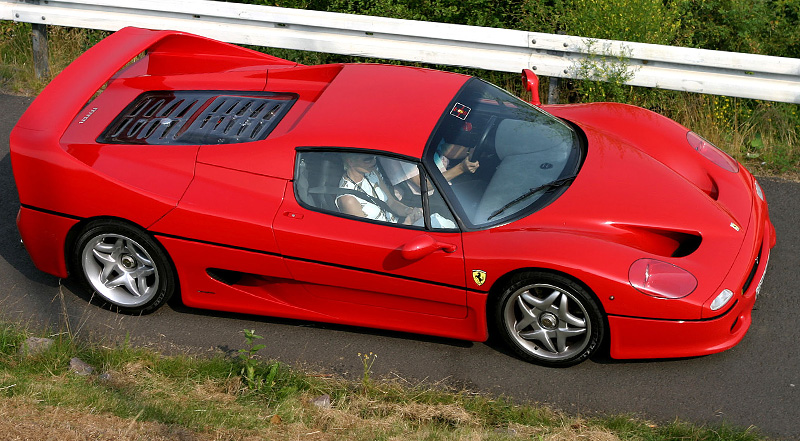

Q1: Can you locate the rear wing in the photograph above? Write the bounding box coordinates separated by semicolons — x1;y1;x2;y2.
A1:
13;27;296;135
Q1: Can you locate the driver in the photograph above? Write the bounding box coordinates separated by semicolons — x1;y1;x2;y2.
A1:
434;139;480;181
381;123;479;199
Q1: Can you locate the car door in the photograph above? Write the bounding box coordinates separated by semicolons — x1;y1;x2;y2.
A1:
272;149;468;320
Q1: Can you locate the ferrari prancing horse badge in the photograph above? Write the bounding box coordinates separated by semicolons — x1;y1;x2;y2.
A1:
472;270;487;286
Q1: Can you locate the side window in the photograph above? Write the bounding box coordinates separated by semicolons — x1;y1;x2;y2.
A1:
295;150;458;230
423;180;458;230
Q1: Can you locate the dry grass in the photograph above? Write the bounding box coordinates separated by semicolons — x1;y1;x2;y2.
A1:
0;396;215;441
0;354;622;441
0;394;623;441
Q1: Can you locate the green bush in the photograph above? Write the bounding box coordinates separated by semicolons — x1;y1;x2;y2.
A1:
524;0;682;44
3;0;799;172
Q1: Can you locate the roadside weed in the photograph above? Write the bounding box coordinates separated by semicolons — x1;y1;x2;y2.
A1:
357;351;378;388
238;329;267;391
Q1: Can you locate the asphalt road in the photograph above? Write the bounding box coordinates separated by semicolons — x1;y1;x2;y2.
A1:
1;93;798;439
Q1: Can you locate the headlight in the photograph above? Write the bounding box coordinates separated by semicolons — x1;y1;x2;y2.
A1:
629;258;698;299
710;289;734;311
687;131;739;173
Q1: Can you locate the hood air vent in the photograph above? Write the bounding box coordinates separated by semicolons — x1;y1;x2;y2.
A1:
98;91;297;145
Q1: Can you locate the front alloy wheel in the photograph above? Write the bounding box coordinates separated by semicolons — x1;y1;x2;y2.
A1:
494;272;604;367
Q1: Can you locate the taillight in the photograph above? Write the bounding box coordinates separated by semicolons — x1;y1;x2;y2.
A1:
687;131;739;173
629;258;698;299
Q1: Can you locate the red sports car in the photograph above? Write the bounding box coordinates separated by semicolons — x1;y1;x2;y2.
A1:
11;27;775;367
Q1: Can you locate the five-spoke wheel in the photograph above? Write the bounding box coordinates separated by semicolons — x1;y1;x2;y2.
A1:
493;272;603;367
73;220;175;314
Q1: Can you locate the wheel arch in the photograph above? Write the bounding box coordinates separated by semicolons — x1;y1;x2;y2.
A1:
485;266;610;341
64;216;180;293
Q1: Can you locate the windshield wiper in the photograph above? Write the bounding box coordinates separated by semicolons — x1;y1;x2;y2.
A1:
487;175;577;221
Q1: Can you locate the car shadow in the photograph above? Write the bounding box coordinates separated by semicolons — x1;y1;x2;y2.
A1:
0;141;61;287
479;323;701;366
61;274;691;367
163;293;476;350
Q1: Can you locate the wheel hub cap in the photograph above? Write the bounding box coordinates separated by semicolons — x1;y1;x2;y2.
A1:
120;255;136;270
539;312;558;329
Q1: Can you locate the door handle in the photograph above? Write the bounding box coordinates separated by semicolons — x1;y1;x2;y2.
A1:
401;234;457;261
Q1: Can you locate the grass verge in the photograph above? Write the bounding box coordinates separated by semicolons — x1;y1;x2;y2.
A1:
0;321;772;440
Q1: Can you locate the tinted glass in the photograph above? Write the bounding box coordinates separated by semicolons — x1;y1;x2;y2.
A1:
425;79;582;229
295;150;457;230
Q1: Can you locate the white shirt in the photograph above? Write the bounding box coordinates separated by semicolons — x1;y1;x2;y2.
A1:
336;172;397;223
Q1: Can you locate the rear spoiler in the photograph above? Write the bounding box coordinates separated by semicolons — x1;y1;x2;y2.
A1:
13;27;296;136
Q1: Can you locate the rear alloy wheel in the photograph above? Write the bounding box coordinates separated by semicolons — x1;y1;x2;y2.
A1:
493;272;604;367
73;220;175;314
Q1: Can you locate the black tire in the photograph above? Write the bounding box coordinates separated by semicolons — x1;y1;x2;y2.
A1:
71;219;176;314
491;271;604;367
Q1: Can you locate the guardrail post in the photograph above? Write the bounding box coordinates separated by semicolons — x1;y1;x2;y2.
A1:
547;77;559;104
31;23;50;80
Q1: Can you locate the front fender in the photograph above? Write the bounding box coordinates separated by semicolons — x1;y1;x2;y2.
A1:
464;228;704;320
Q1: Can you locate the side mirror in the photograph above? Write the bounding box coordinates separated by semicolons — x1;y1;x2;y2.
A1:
521;69;542;106
400;234;457;261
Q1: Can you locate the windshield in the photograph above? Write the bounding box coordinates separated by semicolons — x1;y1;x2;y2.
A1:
424;78;583;229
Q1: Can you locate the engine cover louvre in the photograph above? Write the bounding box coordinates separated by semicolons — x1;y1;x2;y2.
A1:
98;91;297;145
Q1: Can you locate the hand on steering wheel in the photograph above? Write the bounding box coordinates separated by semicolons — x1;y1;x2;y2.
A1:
470;115;497;164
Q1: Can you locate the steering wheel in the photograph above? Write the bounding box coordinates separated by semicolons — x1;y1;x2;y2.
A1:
470;116;497;164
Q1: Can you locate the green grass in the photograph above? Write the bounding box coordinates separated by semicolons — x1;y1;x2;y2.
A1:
0;321;773;440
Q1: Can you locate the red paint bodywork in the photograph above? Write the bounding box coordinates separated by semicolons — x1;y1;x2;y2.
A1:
11;27;775;360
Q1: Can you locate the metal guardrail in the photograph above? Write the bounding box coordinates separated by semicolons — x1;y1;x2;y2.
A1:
2;0;799;103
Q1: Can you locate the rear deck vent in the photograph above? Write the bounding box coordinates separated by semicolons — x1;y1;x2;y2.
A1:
98;91;297;145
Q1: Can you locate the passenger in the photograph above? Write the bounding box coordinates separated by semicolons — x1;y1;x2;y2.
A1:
336;153;423;225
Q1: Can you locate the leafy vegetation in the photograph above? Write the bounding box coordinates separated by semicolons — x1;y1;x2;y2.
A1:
0;321;774;440
2;1;799;174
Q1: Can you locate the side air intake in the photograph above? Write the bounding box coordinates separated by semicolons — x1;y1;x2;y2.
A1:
98;91;297;145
